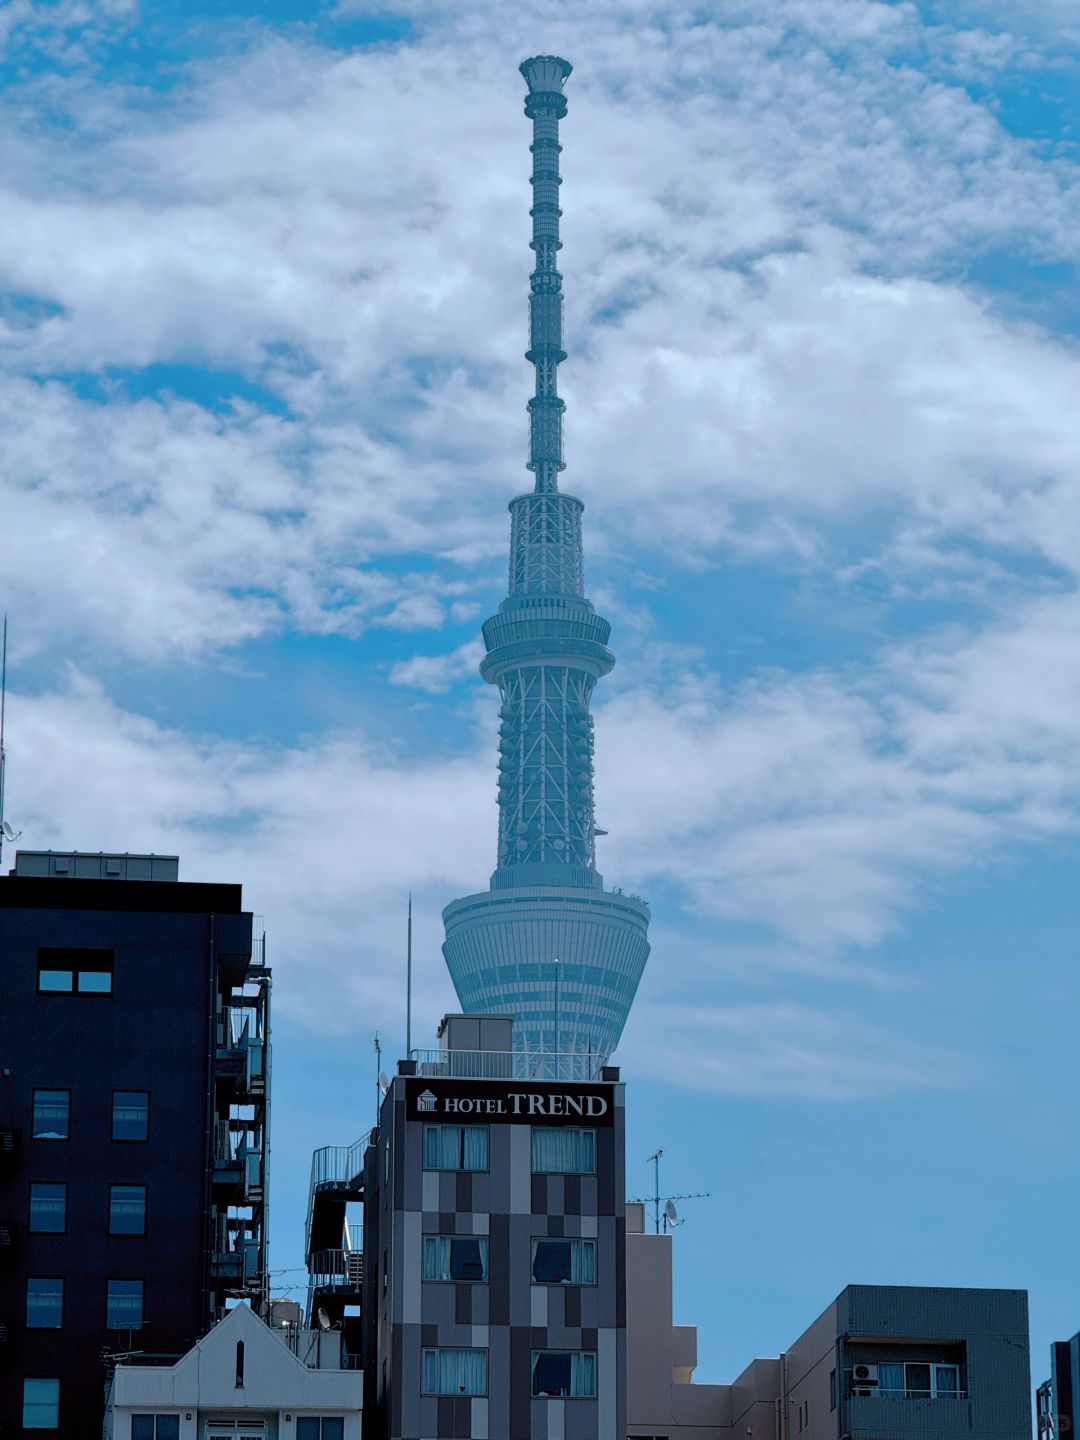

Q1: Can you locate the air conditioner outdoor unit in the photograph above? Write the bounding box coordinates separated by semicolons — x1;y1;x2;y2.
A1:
852;1363;880;1395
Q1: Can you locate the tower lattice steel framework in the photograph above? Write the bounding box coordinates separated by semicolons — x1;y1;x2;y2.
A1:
442;57;651;1067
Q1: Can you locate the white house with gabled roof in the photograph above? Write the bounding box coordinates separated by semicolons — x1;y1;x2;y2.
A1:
104;1303;361;1440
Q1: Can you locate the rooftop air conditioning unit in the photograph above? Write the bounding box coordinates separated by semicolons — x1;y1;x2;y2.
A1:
852;1363;880;1396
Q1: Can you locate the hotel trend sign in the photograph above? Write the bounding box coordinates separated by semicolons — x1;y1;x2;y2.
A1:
406;1079;614;1126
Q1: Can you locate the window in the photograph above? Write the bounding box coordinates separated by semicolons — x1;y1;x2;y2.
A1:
531;1127;596;1174
113;1091;149;1142
37;947;113;994
26;1278;64;1329
423;1123;489;1171
532;1237;596;1285
532;1350;597;1398
107;1278;144;1329
132;1419;180;1440
423;1234;489;1282
32;1090;70;1140
872;1361;962;1399
29;1182;67;1233
422;1347;489;1396
23;1379;60;1429
297;1421;345;1440
109;1184;147;1235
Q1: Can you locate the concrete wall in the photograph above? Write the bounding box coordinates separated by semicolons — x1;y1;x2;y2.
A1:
110;1308;362;1440
626;1231;732;1439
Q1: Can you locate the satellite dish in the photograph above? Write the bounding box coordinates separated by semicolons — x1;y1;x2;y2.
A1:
1;821;18;841
378;1072;390;1096
317;1307;331;1331
664;1199;681;1227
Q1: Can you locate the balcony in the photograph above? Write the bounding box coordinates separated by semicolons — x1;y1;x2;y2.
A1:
847;1390;972;1439
305;1137;369;1257
309;1248;364;1294
409;1048;608;1081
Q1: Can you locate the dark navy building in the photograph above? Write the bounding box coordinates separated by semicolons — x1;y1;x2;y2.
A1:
0;849;270;1437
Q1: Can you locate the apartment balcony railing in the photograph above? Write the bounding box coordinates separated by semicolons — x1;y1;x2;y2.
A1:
309;1249;364;1291
409;1048;608;1081
855;1389;969;1401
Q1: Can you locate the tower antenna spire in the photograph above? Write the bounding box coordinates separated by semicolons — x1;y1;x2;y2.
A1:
441;59;651;1069
521;55;572;496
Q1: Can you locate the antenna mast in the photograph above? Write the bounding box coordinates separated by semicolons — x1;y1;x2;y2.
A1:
631;1149;710;1234
0;616;8;867
406;894;413;1059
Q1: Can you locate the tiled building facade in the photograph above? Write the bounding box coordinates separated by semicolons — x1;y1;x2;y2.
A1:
362;1015;626;1440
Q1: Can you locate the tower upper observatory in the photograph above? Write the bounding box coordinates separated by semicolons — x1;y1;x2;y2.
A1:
441;59;651;1068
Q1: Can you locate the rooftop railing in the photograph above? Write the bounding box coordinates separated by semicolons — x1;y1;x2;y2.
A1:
409;1048;609;1082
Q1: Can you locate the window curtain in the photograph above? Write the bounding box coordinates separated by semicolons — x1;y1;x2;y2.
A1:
935;1365;959;1396
576;1240;596;1284
878;1363;904;1395
423;1235;450;1280
531;1128;596;1173
571;1351;597;1397
423;1125;489;1170
424;1348;488;1395
462;1126;489;1170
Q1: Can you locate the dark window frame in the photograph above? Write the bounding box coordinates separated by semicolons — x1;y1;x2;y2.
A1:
106;1277;145;1330
297;1421;346;1440
132;1418;180;1440
31;1089;70;1141
108;1183;147;1237
422;1233;490;1283
531;1235;597;1285
112;1090;150;1143
37;947;114;996
25;1277;64;1330
22;1377;61;1430
29;1181;68;1235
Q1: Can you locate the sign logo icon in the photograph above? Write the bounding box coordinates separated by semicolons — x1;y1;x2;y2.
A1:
416;1090;438;1114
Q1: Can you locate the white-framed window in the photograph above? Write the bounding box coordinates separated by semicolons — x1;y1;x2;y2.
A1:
423;1124;489;1171
531;1236;596;1284
23;1378;60;1429
875;1362;961;1398
532;1127;596;1174
422;1347;489;1396
423;1234;489;1282
532;1350;597;1398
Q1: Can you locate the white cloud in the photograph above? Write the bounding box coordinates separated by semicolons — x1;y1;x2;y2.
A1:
390;639;485;692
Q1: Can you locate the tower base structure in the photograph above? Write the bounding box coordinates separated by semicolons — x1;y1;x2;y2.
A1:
442;882;650;1068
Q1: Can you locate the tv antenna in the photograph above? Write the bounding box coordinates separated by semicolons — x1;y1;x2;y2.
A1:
630;1148;710;1234
405;892;413;1059
0;616;19;867
374;1033;383;1125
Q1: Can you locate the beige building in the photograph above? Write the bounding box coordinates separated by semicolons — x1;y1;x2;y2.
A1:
625;1204;1030;1440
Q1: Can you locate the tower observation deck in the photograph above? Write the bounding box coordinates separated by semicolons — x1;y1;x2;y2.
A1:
442;57;651;1067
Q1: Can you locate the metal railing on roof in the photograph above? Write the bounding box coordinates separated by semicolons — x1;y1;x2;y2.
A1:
409;1048;608;1081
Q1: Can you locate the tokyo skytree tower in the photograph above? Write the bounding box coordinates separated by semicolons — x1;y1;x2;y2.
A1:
442;56;651;1066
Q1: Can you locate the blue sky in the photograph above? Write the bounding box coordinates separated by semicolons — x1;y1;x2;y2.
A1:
2;0;1080;1399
